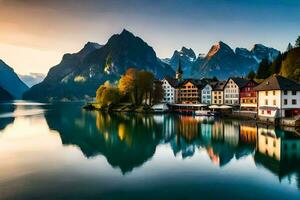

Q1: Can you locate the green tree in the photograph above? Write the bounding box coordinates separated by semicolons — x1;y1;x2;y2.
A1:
247;70;256;79
212;76;218;82
269;53;282;75
295;36;300;47
287;43;293;52
256;58;271;79
281;47;300;83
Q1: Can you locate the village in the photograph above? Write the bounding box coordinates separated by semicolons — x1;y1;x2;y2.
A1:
156;60;300;126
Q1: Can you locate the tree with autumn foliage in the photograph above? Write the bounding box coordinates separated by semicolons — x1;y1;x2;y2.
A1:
96;81;120;107
118;68;158;105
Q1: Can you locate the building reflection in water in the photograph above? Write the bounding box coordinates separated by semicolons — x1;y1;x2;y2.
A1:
255;126;300;188
44;108;300;188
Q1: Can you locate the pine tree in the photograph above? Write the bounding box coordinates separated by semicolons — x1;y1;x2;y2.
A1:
256;58;271;79
269;53;282;74
295;36;300;47
247;70;256;80
287;43;293;52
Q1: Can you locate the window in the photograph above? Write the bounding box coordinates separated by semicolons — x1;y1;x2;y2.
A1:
284;99;288;105
292;99;297;105
265;138;268;144
265;91;268;96
273;100;276;105
284;90;288;95
265;99;268;105
273;91;276;95
292;91;297;95
267;110;271;115
262;110;264;114
273;141;276;147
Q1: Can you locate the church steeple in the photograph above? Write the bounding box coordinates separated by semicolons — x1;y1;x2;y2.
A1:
176;58;183;80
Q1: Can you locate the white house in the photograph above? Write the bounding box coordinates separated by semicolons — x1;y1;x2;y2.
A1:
254;75;300;120
201;83;212;104
161;77;178;104
224;77;248;106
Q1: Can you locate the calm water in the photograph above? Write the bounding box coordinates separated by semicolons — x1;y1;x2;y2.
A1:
0;101;300;200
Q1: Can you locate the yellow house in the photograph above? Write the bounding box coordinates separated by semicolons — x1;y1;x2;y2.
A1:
212;81;226;105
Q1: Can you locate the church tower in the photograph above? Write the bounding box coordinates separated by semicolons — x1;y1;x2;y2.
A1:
175;58;183;80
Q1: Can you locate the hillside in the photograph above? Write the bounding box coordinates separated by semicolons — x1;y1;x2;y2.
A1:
0;59;28;99
23;30;174;101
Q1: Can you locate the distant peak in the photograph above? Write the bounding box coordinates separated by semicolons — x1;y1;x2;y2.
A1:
120;29;134;37
84;42;102;49
179;46;196;59
207;41;234;58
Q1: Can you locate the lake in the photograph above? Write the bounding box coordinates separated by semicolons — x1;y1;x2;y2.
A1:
0;101;300;200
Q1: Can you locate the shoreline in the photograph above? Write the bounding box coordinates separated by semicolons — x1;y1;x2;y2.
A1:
83;103;300;127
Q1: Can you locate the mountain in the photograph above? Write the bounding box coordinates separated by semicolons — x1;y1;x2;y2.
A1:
23;30;175;101
23;42;102;100
168;47;196;78
19;73;46;88
0;59;28;99
173;42;280;79
0;87;13;101
236;44;280;63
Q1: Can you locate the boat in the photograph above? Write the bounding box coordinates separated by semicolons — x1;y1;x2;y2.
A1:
195;110;215;116
151;103;169;113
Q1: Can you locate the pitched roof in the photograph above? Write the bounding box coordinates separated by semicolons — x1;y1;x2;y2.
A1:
254;74;300;91
212;81;226;91
163;76;178;88
228;77;249;88
179;79;206;88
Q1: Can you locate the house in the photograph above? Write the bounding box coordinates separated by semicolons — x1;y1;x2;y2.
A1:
254;74;300;119
177;79;204;104
240;80;258;111
212;81;226;105
224;77;249;106
201;83;213;104
161;77;178;104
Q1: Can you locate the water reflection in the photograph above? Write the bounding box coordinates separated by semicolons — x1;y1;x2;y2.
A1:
255;126;300;189
0;103;15;130
1;102;300;199
44;106;300;181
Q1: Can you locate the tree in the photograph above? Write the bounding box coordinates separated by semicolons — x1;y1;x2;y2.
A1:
96;81;120;107
256;58;271;79
247;70;256;80
287;43;293;52
295;36;300;47
269;53;282;75
118;68;138;104
136;71;154;105
212;76;218;82
152;81;164;104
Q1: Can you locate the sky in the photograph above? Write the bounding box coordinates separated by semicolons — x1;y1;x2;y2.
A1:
0;0;299;75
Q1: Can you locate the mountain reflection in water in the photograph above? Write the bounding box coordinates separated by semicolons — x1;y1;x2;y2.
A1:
44;103;300;182
1;102;300;199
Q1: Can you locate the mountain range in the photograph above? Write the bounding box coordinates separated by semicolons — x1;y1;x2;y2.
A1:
17;29;281;100
165;42;280;79
23;30;174;101
0;59;28;99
